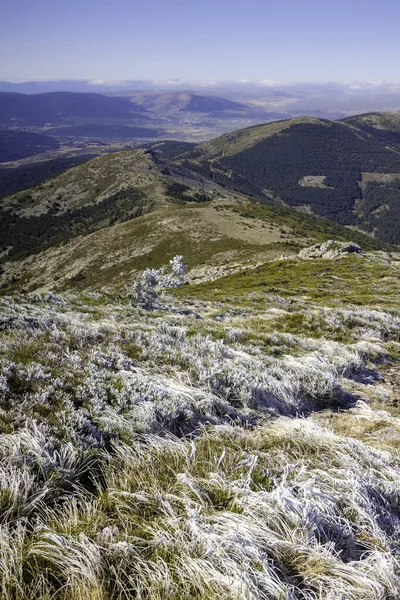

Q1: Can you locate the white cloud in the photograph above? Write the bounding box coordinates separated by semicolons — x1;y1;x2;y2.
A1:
260;79;296;87
88;79;131;87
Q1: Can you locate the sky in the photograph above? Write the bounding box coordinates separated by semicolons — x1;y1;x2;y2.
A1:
1;0;400;83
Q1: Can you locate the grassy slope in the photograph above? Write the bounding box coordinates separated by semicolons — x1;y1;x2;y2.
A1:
1;250;400;599
175;252;400;308
0;195;389;295
0;148;242;265
0;150;163;217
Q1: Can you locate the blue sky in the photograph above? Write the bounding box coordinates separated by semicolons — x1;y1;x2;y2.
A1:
1;0;399;82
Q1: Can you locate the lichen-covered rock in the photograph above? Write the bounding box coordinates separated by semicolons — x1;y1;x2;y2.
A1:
298;239;362;260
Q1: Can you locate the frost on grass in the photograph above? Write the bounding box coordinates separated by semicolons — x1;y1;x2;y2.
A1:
0;285;399;599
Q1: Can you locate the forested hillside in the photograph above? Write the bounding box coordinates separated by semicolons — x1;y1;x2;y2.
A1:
176;116;400;243
0;154;97;198
0;130;59;162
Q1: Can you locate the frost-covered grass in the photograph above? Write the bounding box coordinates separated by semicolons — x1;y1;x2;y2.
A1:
0;281;400;599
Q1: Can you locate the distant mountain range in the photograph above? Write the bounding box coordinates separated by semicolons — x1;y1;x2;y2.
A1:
2;80;400;115
3;90;400;154
0;90;283;126
0;91;147;126
110;91;282;119
0;90;288;152
0;90;288;149
114;91;247;113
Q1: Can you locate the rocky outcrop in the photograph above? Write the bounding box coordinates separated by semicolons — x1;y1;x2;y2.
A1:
298;240;362;260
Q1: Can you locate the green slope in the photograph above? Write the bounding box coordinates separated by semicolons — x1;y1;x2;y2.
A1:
175;251;400;308
0;148;237;262
0;197;388;295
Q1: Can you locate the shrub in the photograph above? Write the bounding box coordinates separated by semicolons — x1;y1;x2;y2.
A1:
130;255;188;309
131;268;160;309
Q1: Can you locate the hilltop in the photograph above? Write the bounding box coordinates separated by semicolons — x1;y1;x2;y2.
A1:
175;114;400;243
341;111;400;148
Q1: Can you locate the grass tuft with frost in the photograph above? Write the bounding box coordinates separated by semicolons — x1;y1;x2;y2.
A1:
0;252;400;598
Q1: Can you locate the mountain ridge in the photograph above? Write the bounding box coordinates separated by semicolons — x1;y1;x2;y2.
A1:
0;146;390;294
173;114;400;243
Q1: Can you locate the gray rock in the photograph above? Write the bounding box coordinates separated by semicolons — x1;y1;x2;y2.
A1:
298;240;362;260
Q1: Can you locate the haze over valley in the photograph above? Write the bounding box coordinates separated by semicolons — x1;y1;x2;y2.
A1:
3;80;400;157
